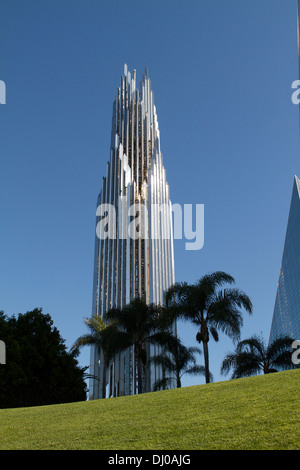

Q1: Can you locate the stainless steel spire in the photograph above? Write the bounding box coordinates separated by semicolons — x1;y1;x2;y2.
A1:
89;65;175;399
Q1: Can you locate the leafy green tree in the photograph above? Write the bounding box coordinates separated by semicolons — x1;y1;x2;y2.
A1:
150;335;211;390
0;308;87;408
220;334;295;378
166;272;253;383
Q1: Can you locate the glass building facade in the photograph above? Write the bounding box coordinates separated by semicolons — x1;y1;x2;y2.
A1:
89;65;175;399
269;175;300;344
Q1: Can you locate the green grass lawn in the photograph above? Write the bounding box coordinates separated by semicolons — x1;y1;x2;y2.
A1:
0;369;299;450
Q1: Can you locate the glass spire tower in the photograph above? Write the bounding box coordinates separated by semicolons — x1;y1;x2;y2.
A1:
89;65;175;399
269;175;300;344
269;4;300;346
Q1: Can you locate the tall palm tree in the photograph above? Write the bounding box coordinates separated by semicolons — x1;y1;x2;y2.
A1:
165;271;253;384
105;298;173;394
71;314;122;399
150;335;211;390
220;334;295;378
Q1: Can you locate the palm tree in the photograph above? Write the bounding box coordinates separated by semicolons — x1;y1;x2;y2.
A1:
220;334;295;378
71;314;122;399
150;335;212;390
105;298;173;394
165;271;253;384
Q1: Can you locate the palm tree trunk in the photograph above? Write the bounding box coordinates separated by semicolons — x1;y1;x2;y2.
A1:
102;353;107;399
203;341;210;384
162;363;166;390
137;357;143;394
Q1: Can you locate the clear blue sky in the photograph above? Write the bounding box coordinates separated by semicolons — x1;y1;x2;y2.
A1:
1;0;299;389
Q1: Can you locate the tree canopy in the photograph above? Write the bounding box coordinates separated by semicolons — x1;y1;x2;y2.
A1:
220;334;295;378
165;272;253;383
0;308;87;408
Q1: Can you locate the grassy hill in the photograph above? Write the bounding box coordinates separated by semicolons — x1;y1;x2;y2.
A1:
0;369;299;450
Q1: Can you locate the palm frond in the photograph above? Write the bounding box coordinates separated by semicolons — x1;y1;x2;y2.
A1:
232;352;262;378
71;333;100;350
148;354;175;372
183;365;212;381
267;335;295;370
236;335;265;356
152;377;174;392
220;352;237;376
